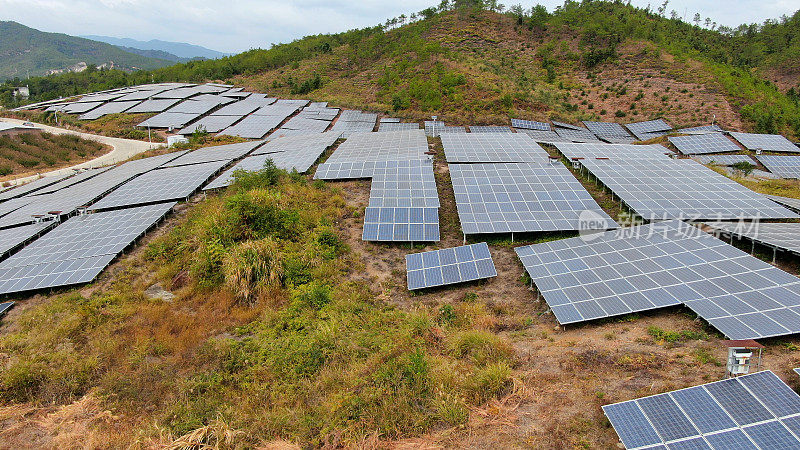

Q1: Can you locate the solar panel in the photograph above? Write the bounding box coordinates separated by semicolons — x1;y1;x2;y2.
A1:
0;174;73;201
89;160;228;211
691;155;756;166
767;195;800;212
552;121;586;131
115;88;171;102
378;122;421;132
449;162;618;234
705;222;800;256
600;136;638;144
76;92;124;103
553;142;671;160
307;102;329;109
0;222;54;258
211;100;265;117
218;114;285;139
380;117;401;123
730;132;799;153
314;158;428;181
125;98;181;114
322;130;429;165
757;155;800;179
330;120;375;137
441;133;549;163
515;219;800;339
162;141;265;167
0;301;13;317
578;158;798;220
424;121;446;137
604;371;800;450
252;132;340;156
0;203;175;294
406;243;496;290
28;167;113;196
680;124;724;134
138;112;201;128
517;129;574;144
190;94;236;105
277;116;331;133
79;100;142;120
338;110;377;123
583;121;634;140
165;100;220;115
369;160;439;208
511;119;550;131
62;101;104;114
625;119;672;141
362;207;439;242
469;126;513;133
178;115;242;134
554;127;602;143
669;133;742;155
252;103;303;118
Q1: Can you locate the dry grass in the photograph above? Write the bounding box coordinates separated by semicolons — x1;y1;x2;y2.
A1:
0;131;109;180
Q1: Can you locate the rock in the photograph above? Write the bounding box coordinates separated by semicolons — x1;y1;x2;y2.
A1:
144;283;174;301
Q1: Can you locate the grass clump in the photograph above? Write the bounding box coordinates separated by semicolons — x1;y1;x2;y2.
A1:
648;326;709;344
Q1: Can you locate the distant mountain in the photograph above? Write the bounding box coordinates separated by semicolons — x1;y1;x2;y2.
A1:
82;36;228;60
115;46;196;63
0;21;175;80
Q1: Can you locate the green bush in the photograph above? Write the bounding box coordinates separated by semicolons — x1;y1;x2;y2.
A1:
466;362;512;403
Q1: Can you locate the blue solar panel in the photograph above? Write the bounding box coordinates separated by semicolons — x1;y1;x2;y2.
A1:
406;243;496;290
362;207;439;242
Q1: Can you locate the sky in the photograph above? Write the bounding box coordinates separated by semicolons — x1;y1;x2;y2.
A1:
0;0;797;54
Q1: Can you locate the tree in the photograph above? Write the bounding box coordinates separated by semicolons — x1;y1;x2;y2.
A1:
657;0;669;17
693;13;701;27
705;17;711;28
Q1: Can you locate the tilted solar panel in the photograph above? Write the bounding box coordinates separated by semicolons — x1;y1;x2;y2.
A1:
441;133;549;163
669;133;742;155
362;207;439;242
730;132;799;153
406;242;496;290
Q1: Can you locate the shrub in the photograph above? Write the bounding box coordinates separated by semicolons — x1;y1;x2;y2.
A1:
466;362;512;403
222;238;282;303
290;282;332;310
451;330;514;366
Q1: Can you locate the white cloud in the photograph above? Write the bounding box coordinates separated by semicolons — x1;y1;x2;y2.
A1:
0;0;796;53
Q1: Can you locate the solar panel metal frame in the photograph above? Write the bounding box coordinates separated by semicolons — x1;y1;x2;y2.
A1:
441;133;549;163
578;158;799;220
362;207;440;242
406;242;497;290
669;133;743;155
705;221;800;257
730;132;799;153
603;370;800;450
89;160;228;211
515;219;800;339
449;162;619;234
511;119;550;131
0;221;55;258
767;195;800;212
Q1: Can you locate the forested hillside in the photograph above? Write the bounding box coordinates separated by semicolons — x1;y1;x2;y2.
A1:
1;1;799;137
0;21;175;80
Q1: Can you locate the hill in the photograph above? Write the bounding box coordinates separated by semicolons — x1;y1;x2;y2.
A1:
2;3;799;139
82;35;229;60
114;46;194;63
0;21;175;80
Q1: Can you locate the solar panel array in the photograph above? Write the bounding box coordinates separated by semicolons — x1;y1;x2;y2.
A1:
204;134;339;188
424;121;446;137
89;160;228;211
30;167;113;196
469;126;513;133
63;101;103;114
126;99;181;114
178;115;242;134
163;141;264;167
517;129;574;144
218;114;285;139
583;121;635;141
138;112;200;129
406;243;496;290
604;370;800;450
625;119;672;141
369;161;439;208
450;163;618;234
705;221;800;256
511;119;550;131
0;202;176;294
553;142;671;161
553;126;602;143
362;207;439;242
757;155;800;179
79;100;141;120
0;174;73;201
578;158;799;220
378;122;421;132
680;124;724;134
692;154;756;166
274;116;330;135
0;222;54;258
669;133;742;155
441;133;549;163
730;132;799;153
516;219;800;339
320;130;429;167
165;100;220;115
767;195;800;212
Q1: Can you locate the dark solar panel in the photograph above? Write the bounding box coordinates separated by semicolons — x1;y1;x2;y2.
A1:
406;243;497;290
